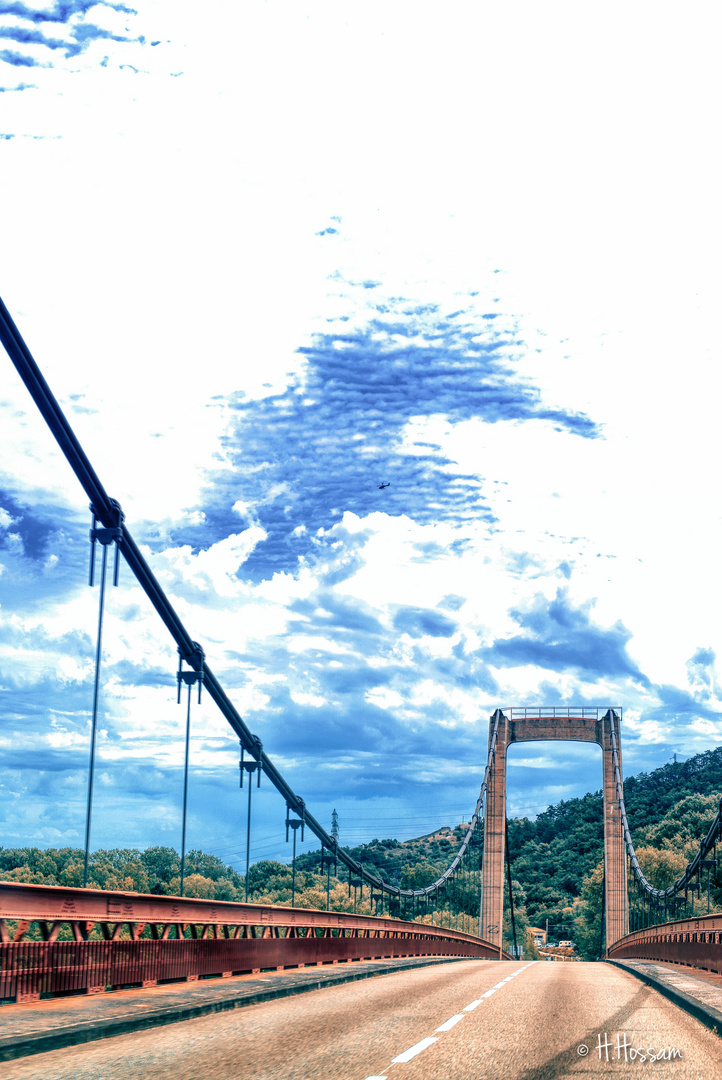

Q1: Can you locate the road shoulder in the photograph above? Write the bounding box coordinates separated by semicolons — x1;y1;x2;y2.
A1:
606;958;722;1038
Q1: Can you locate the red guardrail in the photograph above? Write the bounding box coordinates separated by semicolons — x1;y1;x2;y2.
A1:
0;882;508;1002
607;912;722;973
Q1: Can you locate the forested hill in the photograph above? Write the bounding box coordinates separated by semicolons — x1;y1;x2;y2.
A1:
294;825;468;889
622;748;722;827
295;745;722;950
514;746;722;850
505;746;722;939
298;748;722;910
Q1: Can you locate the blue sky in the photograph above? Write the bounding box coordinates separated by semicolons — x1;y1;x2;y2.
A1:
2;1;722;871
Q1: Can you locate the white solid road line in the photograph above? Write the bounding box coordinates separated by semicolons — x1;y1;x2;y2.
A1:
392;1037;440;1063
436;1014;466;1032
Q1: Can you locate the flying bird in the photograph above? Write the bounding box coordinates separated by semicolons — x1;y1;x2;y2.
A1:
378;482;390;489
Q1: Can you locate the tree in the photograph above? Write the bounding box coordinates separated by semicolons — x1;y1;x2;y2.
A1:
170;873;216;900
573;860;605;960
140;847;181;893
635;794;720;850
245;860;293;899
524;932;542;960
634;846;688;889
185;850;243;888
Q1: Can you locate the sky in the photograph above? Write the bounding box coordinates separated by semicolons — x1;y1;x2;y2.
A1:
1;1;722;873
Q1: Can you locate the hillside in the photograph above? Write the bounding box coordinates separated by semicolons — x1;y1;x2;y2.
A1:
507;747;722;932
294;824;469;889
1;747;721;957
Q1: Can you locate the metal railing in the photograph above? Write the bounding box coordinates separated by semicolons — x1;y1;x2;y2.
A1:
0;882;510;1002
607;913;722;974
504;707;620;720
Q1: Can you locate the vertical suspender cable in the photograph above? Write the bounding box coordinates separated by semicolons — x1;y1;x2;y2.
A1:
505;817;517;958
179;681;192;897
83;542;108;888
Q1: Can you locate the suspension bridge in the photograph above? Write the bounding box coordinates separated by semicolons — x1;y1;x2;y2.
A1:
2;294;722;1075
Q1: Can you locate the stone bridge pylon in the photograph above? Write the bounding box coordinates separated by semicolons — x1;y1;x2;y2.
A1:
481;708;628;951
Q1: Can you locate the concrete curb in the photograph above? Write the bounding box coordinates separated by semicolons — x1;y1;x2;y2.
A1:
0;955;475;1062
605;959;722;1039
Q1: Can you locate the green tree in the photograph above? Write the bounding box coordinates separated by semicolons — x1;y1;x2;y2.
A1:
573;860;604;960
635;794;720;850
140;847;181;893
634;846;688;889
171;873;217;899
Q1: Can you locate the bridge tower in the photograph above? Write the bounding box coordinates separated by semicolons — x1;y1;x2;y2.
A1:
481;708;628;951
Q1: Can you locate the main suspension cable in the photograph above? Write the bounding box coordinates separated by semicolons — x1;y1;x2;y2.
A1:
608;709;722;911
1;295;499;911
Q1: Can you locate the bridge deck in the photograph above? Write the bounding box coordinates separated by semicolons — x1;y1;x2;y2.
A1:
2;960;722;1078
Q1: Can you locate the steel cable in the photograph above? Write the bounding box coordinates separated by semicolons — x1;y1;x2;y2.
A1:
1;295;503;915
608;709;722;912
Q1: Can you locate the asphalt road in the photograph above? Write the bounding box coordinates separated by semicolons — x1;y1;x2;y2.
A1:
1;960;720;1079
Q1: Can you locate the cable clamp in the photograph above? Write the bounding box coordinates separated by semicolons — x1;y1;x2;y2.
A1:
176;643;205;704
239;737;263;788
88;499;125;586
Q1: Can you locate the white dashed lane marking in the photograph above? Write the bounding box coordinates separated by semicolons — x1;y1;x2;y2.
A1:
366;961;536;1076
392;1036;440;1063
435;1014;465;1032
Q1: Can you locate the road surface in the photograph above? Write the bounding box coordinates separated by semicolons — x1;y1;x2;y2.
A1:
1;959;720;1079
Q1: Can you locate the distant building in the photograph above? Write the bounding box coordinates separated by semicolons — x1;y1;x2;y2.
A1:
528;926;546;947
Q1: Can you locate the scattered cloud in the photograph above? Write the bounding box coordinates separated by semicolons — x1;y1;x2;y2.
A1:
487;589;650;686
1;0;156;87
1;2;137;22
178;293;598;583
0;47;46;67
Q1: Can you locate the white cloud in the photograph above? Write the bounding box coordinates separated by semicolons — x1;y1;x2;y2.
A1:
290;690;327;708
690;719;721;737
365;687;404;711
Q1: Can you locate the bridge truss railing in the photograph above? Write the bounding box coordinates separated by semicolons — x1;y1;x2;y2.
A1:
0;882;508;1003
0;297;498;933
